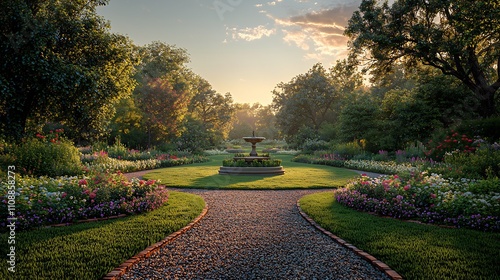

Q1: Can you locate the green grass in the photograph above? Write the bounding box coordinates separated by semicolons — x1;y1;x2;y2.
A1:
142;154;359;189
299;192;500;280
0;191;205;280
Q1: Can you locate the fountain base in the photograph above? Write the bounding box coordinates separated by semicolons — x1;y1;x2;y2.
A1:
218;166;285;175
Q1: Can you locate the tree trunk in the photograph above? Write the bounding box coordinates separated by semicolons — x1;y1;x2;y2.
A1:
476;86;497;117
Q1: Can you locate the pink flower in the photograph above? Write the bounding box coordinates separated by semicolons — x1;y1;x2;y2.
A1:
61;192;67;198
430;193;437;199
403;185;410;191
89;192;96;199
78;179;88;186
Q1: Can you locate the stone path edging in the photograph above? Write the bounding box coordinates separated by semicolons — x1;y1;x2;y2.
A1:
102;203;209;280
296;200;404;280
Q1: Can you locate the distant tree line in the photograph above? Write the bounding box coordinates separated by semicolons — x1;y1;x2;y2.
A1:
1;0;498;153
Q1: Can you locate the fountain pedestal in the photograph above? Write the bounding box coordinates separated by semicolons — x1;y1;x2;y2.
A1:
243;136;265;156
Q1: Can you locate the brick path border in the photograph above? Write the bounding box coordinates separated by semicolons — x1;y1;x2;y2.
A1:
102;203;209;280
297;200;404;280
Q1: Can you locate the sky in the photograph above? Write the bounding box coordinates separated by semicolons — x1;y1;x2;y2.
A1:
97;0;362;105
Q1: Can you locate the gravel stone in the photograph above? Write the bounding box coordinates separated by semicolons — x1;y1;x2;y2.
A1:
119;189;390;280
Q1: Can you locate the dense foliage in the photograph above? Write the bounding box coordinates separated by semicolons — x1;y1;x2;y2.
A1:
0;0;137;141
345;0;500;117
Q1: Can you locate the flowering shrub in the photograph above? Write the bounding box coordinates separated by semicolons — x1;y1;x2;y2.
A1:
0;172;169;231
425;131;478;161
336;173;500;231
13;130;83;176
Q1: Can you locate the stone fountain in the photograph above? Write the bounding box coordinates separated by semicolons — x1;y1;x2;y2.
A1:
218;132;285;175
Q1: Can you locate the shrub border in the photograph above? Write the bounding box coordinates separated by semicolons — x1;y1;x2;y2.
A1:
102;202;209;280
297;200;403;280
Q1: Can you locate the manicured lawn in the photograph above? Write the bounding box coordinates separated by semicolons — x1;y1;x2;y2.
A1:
0;191;205;279
142;154;359;189
299;192;500;280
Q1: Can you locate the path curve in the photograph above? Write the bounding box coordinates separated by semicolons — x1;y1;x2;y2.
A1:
118;189;391;280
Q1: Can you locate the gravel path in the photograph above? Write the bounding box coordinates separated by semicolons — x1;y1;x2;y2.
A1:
119;189;390;280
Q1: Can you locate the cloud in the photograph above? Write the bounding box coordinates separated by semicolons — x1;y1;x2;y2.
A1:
272;3;359;60
227;25;276;42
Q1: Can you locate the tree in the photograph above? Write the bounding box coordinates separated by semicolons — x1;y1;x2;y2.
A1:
109;97;145;148
272;61;363;143
338;96;379;145
345;0;500;117
0;0;137;141
135;78;191;148
134;41;191;87
188;78;235;144
254;104;279;139
228;103;278;139
272;63;339;139
123;42;194;148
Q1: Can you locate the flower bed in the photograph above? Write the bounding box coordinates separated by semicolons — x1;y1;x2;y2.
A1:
335;173;500;231
344;159;421;175
0;172;169;231
83;151;209;173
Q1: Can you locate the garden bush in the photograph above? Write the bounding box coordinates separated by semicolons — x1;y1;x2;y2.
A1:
457;116;500;142
443;146;500;179
106;140;128;158
403;141;427;159
301;139;330;154
331;141;366;159
14;130;82;176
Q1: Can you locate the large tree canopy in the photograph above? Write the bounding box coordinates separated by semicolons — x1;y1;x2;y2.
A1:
129;42;193;147
188;77;235;140
345;0;500;117
0;0;137;141
272;63;339;138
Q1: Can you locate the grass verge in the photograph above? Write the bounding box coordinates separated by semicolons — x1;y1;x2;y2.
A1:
299;191;500;280
0;191;205;279
143;154;359;189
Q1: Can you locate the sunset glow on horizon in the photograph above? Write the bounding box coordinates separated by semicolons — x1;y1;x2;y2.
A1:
97;0;362;105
